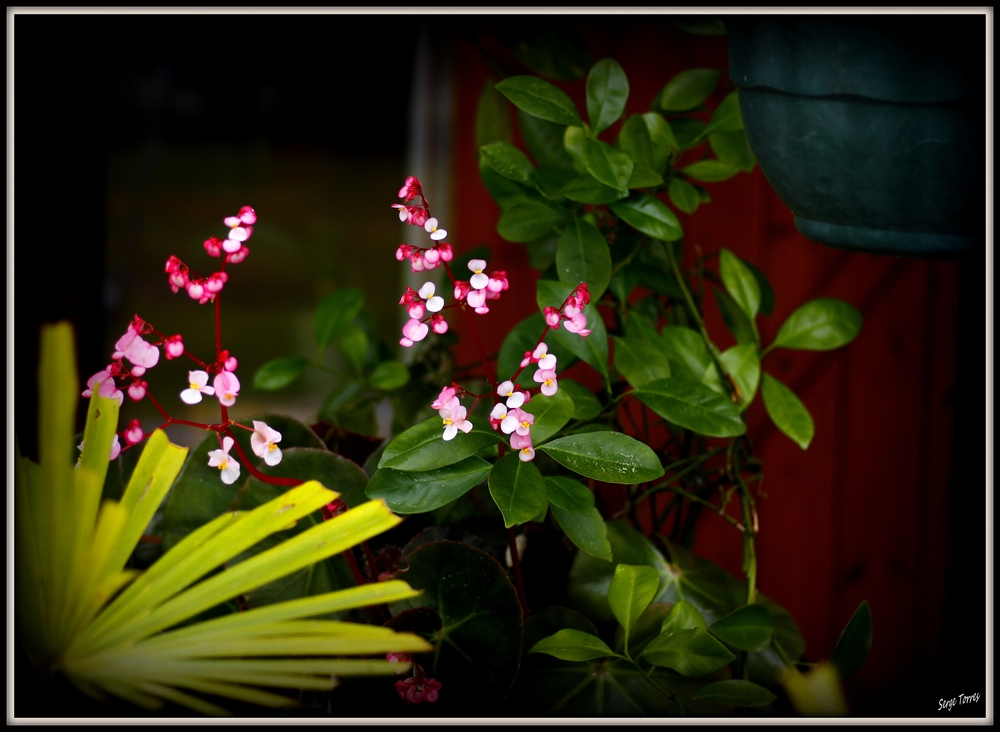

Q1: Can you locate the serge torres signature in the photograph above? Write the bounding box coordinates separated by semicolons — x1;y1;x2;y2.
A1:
938;693;981;711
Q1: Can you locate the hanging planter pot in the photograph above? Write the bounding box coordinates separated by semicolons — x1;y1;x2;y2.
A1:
726;16;985;257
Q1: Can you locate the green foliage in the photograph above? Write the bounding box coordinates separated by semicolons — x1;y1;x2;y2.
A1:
773;299;863;351
830;600;873;679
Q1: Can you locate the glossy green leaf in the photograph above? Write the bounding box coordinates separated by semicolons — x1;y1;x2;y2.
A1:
475;76;512;149
719;248;761;322
496;312;576;383
559;378;602;421
710;603;773;652
609;564;661;632
773;299;863;351
583;138;633;191
495;75;582;127
671;118;708;150
497;201;566;243
540;432;664;484
536;280;609;377
668;178;701;214
557;173;628;204
657;69;721;112
529;628;615;660
586;58;629;135
520;110;576;171
366;456;492;514
642;112;677;173
314;288;365;352
339;326;369;374
661;599;708;634
710;129;755;172
626;164;664;189
480;158;537;210
480;141;538;187
714;288;757;345
660;326;713;381
610;193;683;242
761;373;815;450
534;166;576;197
543;475;594;515
624;310;664;345
693;680;777;707
633;377;746;437
551;505;613;561
563;126;587;173
719;343;760;410
613;336;671;388
642;628;735;676
378;416;500;472
830;600;872;679
523;389;575;444
253;356;307;392
742;259;775;317
488;453;548;528
368;360;410;392
702;92;743;136
556;216;612;300
617;115;654;169
682;160;740;183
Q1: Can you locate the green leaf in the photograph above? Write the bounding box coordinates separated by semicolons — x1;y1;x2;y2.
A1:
586;58;629;135
520;109;577;171
543;476;595;515
633;377;746;438
642;627;735;676
641;112;677;173
657;69;721;112
536;280;609;377
626;164;664;189
613;336;671;388
710;603;774;652
671;118;708;150
617;115;654;169
480;141;538;187
551;505;613;561
742;259;775;317
563;126;588;173
557;173;628;204
540;432;664;484
556;216;612;300
773;299;863;351
497;201;566;243
559;378;602;421
661;599;708;634
475;76;512;150
610;193;683;242
252;356;307;392
672;17;728;36
702;92;744;136
719;248;761;321
693;680;777;708
710;129;756;172
583;138;633;191
668;178;701;215
366;456;492;514
368;360;410;392
314;288;365;352
529;628;615;661
340;326;368;374
378;416;500;472
534;166;577;197
714;288;757;345
719;343;760;410
682;160;740;183
525;230;560;270
487;454;548;529
660;326;713;381
495;75;582;127
480;158;537;210
523;389;575;444
609;564;661;632
830;600;872;679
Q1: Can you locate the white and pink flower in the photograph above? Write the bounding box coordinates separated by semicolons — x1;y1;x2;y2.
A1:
440;404;473;441
207;436;241;484
213;371;241;407
251;420;283;466
180;370;215;404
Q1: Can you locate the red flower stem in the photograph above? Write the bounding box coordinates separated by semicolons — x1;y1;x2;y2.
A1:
508;324;551;383
507;526;530;616
342;548;367;586
361;541;378;581
145;390;172;421
460;304;496;386
224;428;302;487
214;294;223;360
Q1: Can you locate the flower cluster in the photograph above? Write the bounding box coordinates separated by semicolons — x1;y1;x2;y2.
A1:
543;283;592;335
432;386;473;441
164;206;255;304
453;260;508;315
488;344;561;462
386;652;441;705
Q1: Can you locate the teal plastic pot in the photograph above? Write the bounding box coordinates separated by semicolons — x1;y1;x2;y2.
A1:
727;16;985;257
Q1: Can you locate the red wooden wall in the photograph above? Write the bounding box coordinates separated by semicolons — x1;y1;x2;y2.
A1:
442;19;981;714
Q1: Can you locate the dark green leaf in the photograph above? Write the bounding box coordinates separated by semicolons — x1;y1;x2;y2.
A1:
710;603;774;652
509;25;591;81
624;310;664;345
480;140;538;186
488;453;549;528
556;216;612;300
379;416;501;472
366;456;492;514
609;564;661;632
830;600;873;679
710;129;756;172
314;288;365;352
557;173;628;204
551;504;612;561
495;75;583;127
642;628;736;676
660;326;713;381
583;138;633;191
340;325;369;374
253;356;307;391
559;378;603;421
480;158;537;210
610;193;683;242
693;680;777;707
544;475;595;514
719;343;760;410
523;388;575;444
529;628;615;661
657;69;721;112
626;165;664;189
714;288;758;345
497;201;566;243
525;230;560;271
563;126;587;173
475;76;512;149
671;118;708;150
702;92;744;136
319;380;365;421
773;299;863;351
534;166;577;197
741;259;774;316
520;109;577;171
719;248;761;321
613;336;671;388
617;115;654;169
661;599;708;634
682;159;740;183
540;432;664;484
642;112;677;173
633;377;746;437
672;17;727;36
368;359;410;391
536;280;609;376
668;178;701;215
586;57;629;135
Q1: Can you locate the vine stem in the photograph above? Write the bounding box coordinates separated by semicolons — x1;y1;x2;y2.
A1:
730;442;757;604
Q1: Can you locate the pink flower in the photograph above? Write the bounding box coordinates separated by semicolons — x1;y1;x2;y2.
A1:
205;271;228;294
251;420;283;466
432;386;459;411
396;244;415;261
563;312;591;336
417;282;444;313
423;217;447;241
82;369;124;406
497;381;525;409
544;306;561;328
501;407;533;436
109;435;122;461
453;280;470;301
236;205;257;225
487;270;508;293
164;334;185;359
213;371;241;407
203;237;224;257
467;259;489;290
467;289;487;309
181;370;215;404
207;435;241;484
225;245;249;264
431;313;448;334
534;367;559;396
533;343;557;370
124;419;144;446
393;205;429;227
400;318;429;348
113;328;160;375
127;380;148;401
394;676;441;705
187;280;205;301
440;404;473;441
398;176;423;203
517;444;536;462
221;351;239;372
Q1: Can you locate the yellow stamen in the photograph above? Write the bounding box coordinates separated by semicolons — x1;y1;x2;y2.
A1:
443;418;453;426
218;460;228;471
